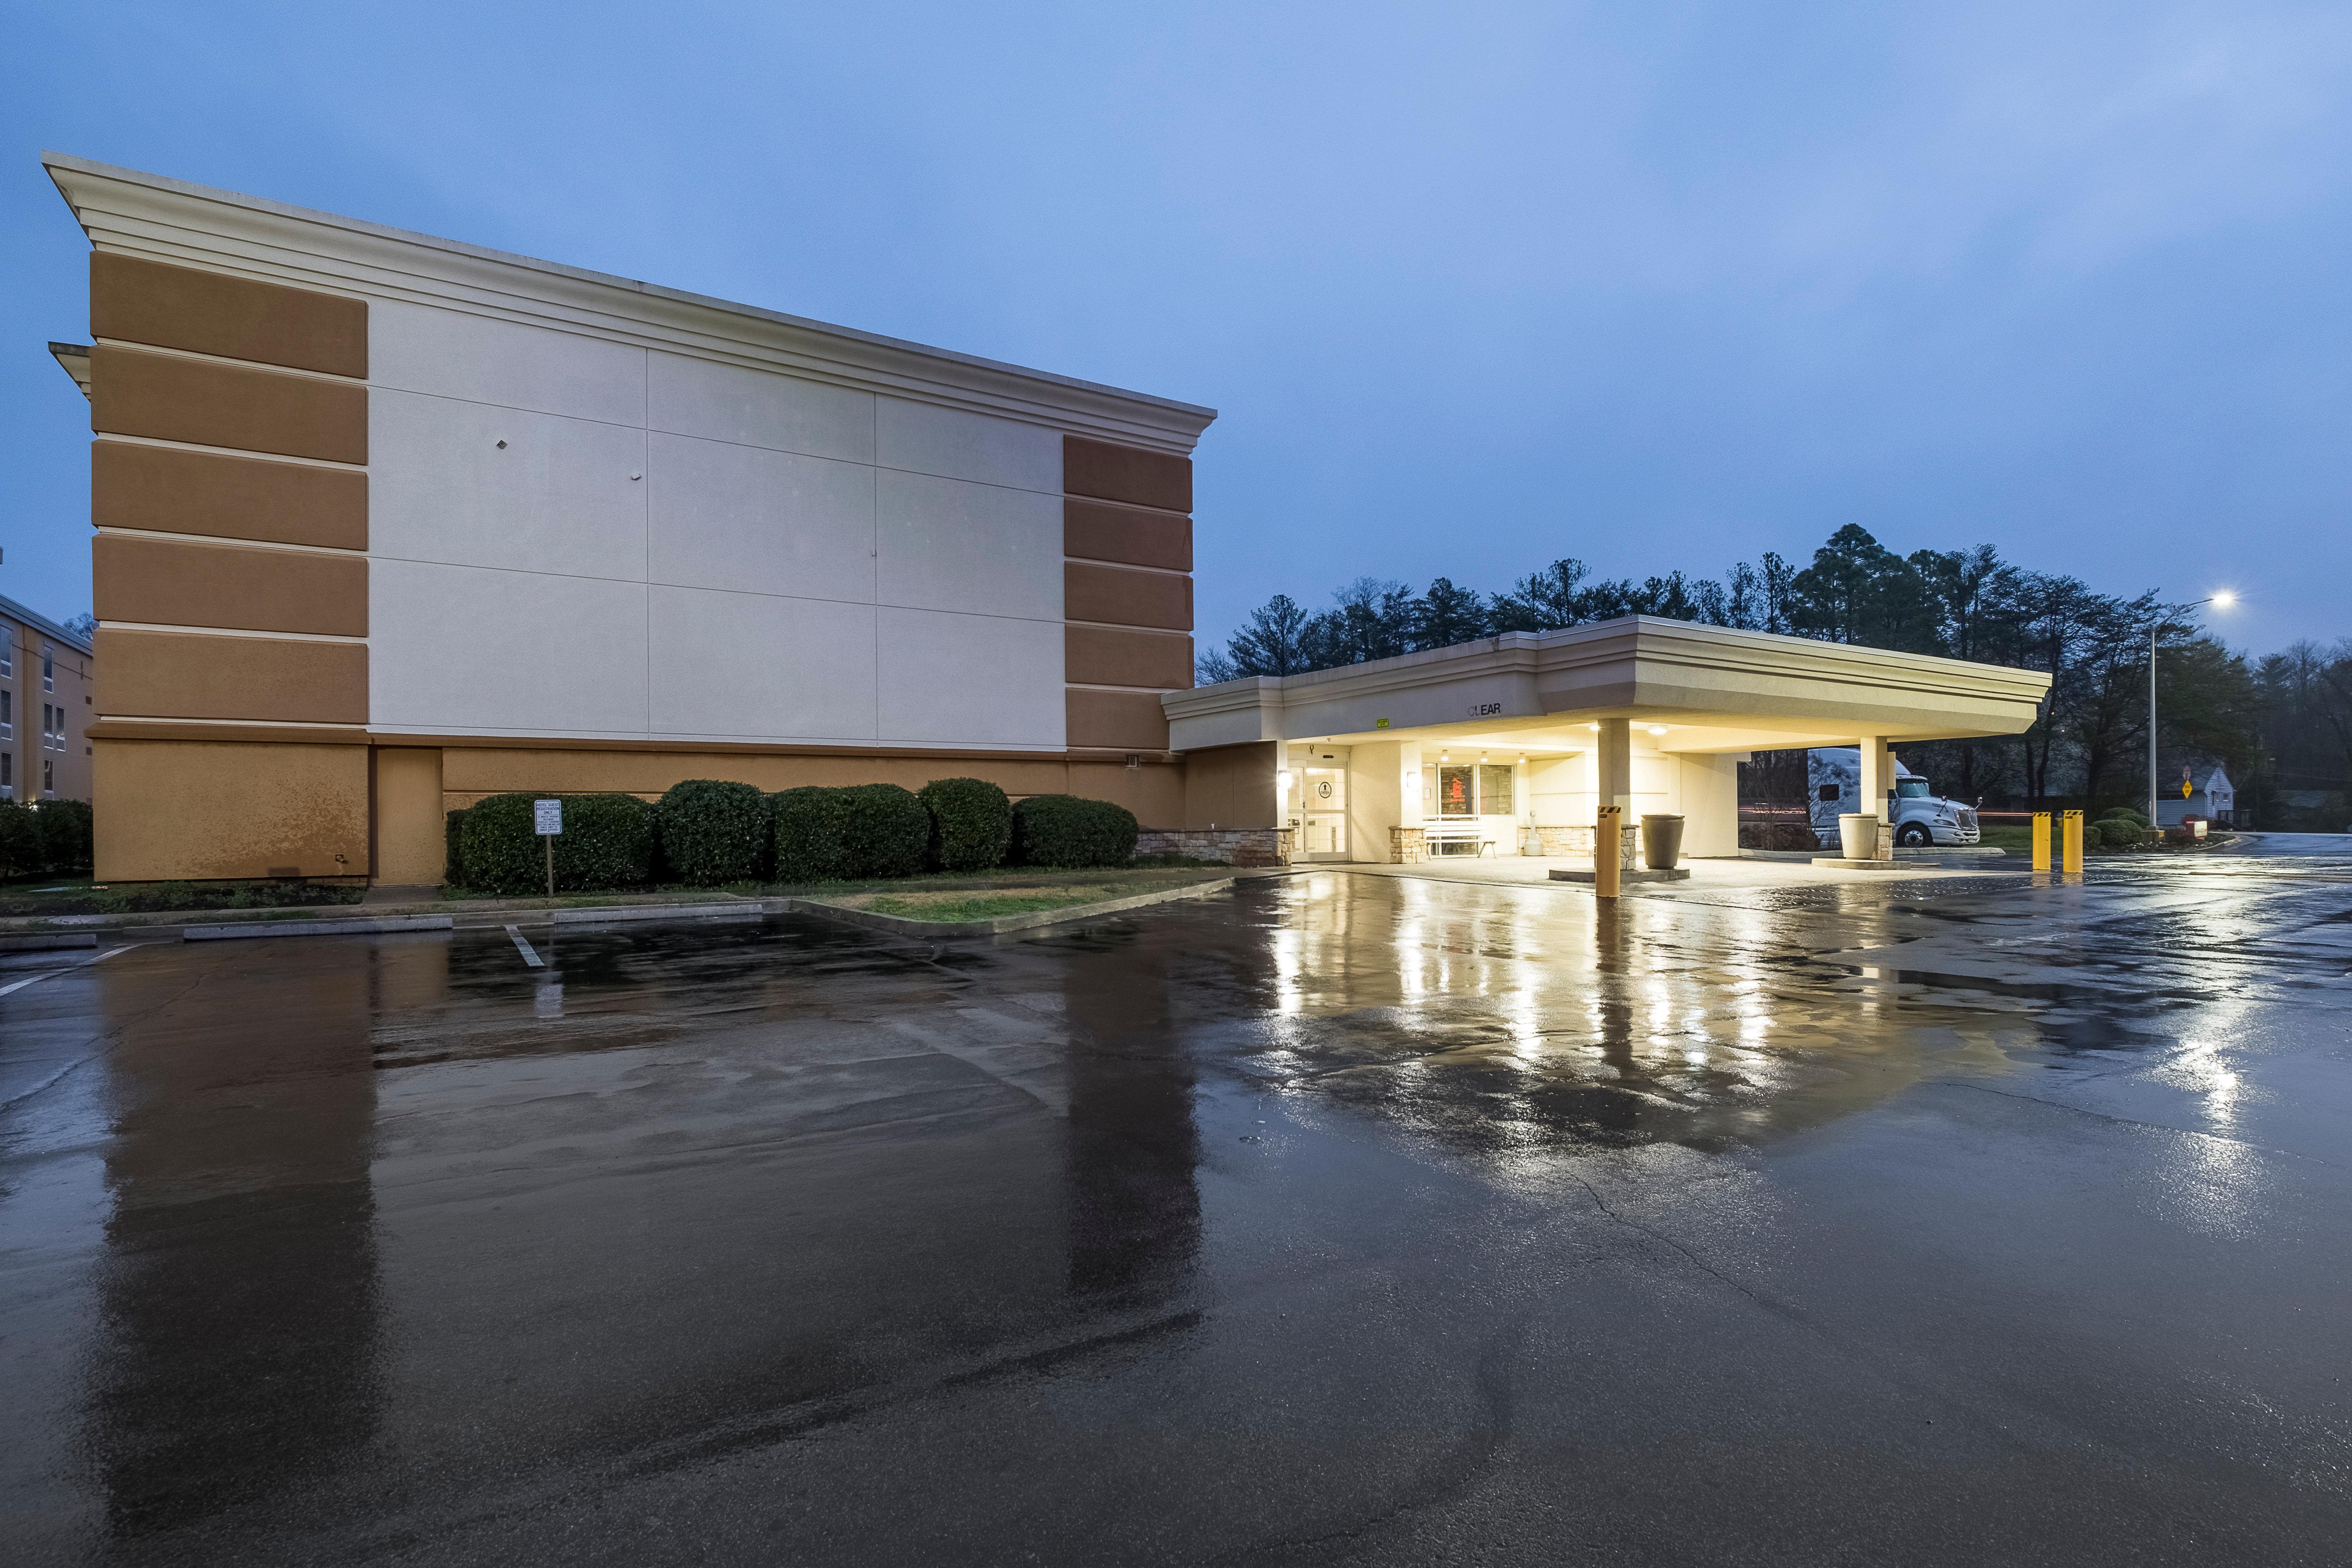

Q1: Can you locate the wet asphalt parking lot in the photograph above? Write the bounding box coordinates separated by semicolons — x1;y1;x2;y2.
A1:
4;844;2352;1566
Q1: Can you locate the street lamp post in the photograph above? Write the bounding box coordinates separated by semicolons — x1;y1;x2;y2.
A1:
2151;592;2235;830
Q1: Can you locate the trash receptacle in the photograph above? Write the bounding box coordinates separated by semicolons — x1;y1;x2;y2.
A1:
1641;814;1685;870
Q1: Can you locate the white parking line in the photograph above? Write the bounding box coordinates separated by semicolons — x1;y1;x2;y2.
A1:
0;945;133;998
505;925;545;969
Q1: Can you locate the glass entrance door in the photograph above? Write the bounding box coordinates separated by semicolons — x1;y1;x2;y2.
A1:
1301;767;1348;859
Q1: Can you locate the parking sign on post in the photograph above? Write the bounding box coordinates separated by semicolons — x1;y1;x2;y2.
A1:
535;799;562;896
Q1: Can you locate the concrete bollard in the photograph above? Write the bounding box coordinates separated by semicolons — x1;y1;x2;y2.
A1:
2032;812;2050;872
1595;805;1622;899
2062;809;2084;875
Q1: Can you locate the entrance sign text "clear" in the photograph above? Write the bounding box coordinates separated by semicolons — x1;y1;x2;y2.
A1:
534;799;563;836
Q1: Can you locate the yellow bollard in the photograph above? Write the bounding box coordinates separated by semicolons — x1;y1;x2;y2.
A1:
2062;809;2084;875
2031;811;2050;872
1594;804;1622;899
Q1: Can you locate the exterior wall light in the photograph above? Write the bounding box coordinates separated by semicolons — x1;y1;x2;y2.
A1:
1647;725;1669;736
1277;770;1294;791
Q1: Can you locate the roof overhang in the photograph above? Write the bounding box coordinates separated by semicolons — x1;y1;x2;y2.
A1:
1163;616;2053;755
43;152;1217;456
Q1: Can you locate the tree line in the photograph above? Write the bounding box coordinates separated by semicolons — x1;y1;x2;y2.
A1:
1198;525;2352;823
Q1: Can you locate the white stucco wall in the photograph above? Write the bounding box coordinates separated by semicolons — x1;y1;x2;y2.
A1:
366;302;1067;748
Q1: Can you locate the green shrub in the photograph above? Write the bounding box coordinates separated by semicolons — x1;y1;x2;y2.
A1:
2099;805;2150;827
840;784;929;878
445;809;469;888
918;777;1013;872
32;800;93;875
774;787;854;881
657;779;771;885
2095;817;2145;850
1011;794;1139;868
457;793;655;895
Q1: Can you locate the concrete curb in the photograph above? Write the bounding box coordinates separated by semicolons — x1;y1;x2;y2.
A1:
0;932;100;951
548;902;764;927
793;877;1237;938
184;914;456;941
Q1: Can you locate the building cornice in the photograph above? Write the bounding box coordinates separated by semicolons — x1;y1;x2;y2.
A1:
1168;617;2055;718
44;153;1219;456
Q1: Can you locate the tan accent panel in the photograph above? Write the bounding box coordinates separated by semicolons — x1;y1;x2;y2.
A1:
91;345;367;465
95;739;369;881
1064;435;1191;513
437;747;1183;807
373;747;447;885
91;253;367;379
1180;741;1279;831
96;534;366;637
1065;625;1192;691
97;628;367;724
94;440;367;550
1064;497;1191;571
89;720;369;745
1065;562;1192;632
1066;688;1171;752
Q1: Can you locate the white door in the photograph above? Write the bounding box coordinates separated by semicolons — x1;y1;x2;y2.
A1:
1302;767;1348;859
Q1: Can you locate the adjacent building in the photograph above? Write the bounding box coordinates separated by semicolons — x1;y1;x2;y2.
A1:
0;594;94;803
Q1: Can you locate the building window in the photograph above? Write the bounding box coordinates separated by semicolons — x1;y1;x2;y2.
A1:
43;646;54;693
1;750;11;797
43;758;53;796
1478;765;1514;815
0;688;10;737
0;632;12;677
1437;765;1474;816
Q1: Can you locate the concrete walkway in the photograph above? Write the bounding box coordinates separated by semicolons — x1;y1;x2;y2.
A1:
1304;853;2014;892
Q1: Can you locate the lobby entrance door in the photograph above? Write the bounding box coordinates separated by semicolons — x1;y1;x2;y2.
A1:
1301;766;1348;860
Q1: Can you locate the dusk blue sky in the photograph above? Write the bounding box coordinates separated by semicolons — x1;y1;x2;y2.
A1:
4;2;2348;654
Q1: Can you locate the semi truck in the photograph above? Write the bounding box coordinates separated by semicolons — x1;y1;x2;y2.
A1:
1806;749;1981;848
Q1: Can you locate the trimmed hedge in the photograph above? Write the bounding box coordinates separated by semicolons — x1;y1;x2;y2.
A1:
1011;794;1138;868
658;779;771;885
2100;805;2150;827
918;777;1013;872
2095;817;2146;850
774;787;854;881
840;784;929;878
457;793;656;895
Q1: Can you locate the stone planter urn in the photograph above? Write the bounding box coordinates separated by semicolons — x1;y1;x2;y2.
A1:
1837;813;1878;859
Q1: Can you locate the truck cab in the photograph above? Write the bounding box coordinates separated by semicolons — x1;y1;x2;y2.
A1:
1806;749;1981;848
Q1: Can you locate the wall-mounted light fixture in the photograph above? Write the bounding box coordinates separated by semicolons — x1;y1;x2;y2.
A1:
1647;725;1668;736
1277;770;1294;791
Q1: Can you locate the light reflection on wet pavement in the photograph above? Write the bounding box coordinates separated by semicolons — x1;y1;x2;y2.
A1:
3;856;2349;1564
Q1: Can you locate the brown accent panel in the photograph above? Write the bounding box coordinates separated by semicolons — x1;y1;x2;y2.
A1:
96;534;367;638
92;253;367;379
1065;625;1192;691
95;738;369;881
1064;497;1191;571
1065;688;1171;751
97;628;367;724
1064;435;1192;513
91;345;367;465
1180;741;1279;830
94;440;367;550
373;747;447;885
1065;562;1192;632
